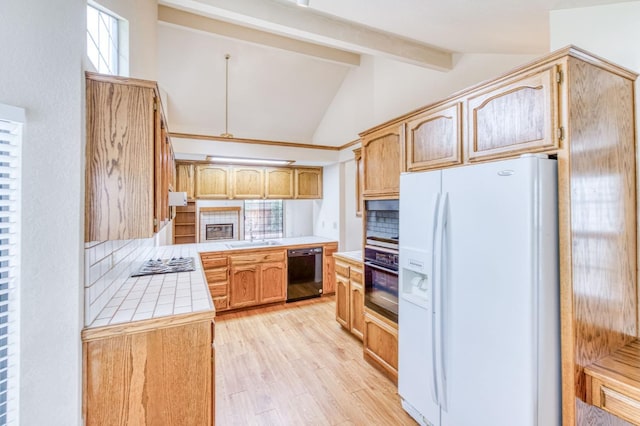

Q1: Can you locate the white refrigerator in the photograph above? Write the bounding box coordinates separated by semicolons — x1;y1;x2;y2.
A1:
398;155;560;426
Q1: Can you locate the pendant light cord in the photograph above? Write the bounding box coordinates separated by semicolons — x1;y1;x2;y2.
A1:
221;53;233;138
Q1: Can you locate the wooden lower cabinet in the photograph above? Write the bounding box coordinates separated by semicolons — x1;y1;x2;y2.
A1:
228;249;286;309
258;261;286;303
334;254;364;341
200;253;229;311
83;318;214;426
363;309;398;383
323;242;338;295
229;264;260;308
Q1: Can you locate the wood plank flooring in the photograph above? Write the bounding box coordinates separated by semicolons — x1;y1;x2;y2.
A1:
215;296;417;425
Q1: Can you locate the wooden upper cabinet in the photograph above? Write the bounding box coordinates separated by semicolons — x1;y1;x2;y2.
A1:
406;102;462;172
466;64;560;162
195;165;230;199
265;168;294;199
295;168;323;199
233;167;264;199
85;75;157;241
353;148;363;216
175;162;195;200
361;123;403;198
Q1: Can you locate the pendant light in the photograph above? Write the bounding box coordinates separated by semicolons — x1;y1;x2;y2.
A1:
220;53;233;138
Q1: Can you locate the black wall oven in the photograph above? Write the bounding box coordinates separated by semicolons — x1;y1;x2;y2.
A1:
364;246;399;323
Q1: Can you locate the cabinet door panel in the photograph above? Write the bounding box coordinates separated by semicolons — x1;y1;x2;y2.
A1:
229;265;259;308
350;282;364;341
336;275;350;329
362;124;402;198
176;163;195;200
406;103;462;171
323;243;338;295
196;165;229;199
233;168;264;199
295;168;323;199
467;65;559;161
260;262;286;303
85;79;155;241
265;168;294;199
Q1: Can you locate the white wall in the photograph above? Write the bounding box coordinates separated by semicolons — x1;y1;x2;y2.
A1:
0;0;84;424
342;158;363;251
313;53;539;145
313;164;341;242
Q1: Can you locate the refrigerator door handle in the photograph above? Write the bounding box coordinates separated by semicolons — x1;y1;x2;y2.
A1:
426;192;441;406
433;192;449;411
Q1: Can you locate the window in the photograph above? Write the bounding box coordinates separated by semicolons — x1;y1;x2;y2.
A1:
0;103;23;425
244;200;284;240
86;3;119;75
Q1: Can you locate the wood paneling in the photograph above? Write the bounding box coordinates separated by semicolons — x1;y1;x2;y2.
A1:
265;168;294;199
295;168;323;199
176;162;195;200
561;56;638;425
322;242;338;295
466;64;560;161
406;102;462;171
84;320;213;426
361;124;402;198
233;167;264;199
196;165;230;199
85;79;155;241
363;309;398;383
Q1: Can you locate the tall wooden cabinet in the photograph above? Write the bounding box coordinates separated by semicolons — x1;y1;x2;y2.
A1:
85;72;174;241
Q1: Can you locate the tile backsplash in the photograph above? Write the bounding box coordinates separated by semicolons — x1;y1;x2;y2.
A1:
84;238;155;326
200;210;240;241
366;210;399;239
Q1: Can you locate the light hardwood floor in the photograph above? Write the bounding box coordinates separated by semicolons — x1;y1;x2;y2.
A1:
215;296;417;425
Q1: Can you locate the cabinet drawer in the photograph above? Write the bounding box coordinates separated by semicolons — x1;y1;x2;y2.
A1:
335;261;350;278
213;297;228;311
596;382;640;424
205;269;228;284
200;254;227;269
230;250;285;265
209;283;228;298
350;268;363;284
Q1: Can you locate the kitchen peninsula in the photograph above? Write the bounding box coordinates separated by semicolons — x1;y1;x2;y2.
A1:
81;236;337;425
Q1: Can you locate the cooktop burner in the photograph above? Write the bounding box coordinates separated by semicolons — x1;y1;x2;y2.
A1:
131;256;196;277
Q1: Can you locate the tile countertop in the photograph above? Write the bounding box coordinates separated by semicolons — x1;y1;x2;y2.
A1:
84;236;338;330
334;250;363;263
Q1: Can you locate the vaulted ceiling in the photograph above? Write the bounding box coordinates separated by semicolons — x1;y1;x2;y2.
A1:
157;0;634;148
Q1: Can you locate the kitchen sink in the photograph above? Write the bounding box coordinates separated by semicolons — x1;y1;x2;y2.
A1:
226;240;282;249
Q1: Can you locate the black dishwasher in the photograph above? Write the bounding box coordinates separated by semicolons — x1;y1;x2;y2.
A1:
286;247;323;302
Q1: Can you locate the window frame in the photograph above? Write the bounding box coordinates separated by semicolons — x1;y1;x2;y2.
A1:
86;2;124;76
243;200;285;241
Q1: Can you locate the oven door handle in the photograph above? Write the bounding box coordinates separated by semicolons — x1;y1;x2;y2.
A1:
364;261;399;275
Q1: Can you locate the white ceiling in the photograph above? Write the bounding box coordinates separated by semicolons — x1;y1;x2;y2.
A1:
158;0;634;148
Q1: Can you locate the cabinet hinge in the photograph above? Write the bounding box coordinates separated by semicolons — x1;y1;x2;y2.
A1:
153;217;158;227
557;127;564;141
153;100;158;111
556;71;563;84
